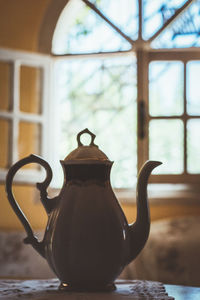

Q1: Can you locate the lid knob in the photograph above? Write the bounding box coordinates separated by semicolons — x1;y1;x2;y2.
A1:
77;128;97;147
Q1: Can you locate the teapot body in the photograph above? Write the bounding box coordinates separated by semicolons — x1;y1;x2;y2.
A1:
44;162;130;291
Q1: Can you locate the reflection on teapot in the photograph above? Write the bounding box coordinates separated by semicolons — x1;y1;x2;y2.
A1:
5;128;161;292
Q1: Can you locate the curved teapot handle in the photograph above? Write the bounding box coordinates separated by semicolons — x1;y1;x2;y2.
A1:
5;154;54;258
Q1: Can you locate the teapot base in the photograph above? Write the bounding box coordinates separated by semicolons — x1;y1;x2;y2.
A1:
59;282;116;292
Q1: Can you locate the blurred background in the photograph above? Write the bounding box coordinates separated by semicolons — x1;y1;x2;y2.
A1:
0;0;200;286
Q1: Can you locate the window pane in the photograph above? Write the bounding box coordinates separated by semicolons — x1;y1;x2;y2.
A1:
90;0;138;40
52;0;131;55
187;61;200;116
0;61;12;111
187;119;200;173
18;122;41;169
55;56;137;188
20;66;42;114
152;1;200;48
0;119;11;168
149;61;184;116
143;0;188;40
149;119;184;174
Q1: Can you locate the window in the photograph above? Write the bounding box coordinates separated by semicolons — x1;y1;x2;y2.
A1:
52;0;200;188
148;58;200;183
0;48;51;183
1;0;200;192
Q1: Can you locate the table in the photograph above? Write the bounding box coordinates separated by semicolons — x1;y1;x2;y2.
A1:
0;279;200;299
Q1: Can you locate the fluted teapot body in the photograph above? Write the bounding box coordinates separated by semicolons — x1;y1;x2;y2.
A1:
5;128;161;292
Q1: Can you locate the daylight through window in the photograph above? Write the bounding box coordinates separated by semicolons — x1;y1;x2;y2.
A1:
52;0;200;188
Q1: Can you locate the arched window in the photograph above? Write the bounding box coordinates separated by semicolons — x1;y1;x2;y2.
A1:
51;0;200;190
1;0;200;196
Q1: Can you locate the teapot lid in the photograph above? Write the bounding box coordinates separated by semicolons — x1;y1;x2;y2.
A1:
62;128;111;164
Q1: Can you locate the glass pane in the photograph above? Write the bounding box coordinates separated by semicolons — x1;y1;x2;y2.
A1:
187;61;200;116
90;0;138;40
20;66;42;114
18;122;41;169
0;61;12;111
0;119;11;168
55;55;137;188
143;0;188;40
149;119;184;174
187;119;200;173
149;61;184;116
52;0;131;54
152;1;200;48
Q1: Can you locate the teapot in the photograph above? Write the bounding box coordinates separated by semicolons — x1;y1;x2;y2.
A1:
5;128;161;292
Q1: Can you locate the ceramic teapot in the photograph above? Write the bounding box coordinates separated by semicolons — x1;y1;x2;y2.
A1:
5;128;161;292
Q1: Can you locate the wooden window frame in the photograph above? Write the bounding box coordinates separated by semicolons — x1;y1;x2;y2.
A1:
0;48;52;184
138;49;200;184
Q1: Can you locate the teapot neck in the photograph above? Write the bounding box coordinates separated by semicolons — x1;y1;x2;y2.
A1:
61;162;113;185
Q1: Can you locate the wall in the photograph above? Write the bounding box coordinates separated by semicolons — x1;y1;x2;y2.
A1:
0;0;200;232
0;0;51;231
0;0;51;51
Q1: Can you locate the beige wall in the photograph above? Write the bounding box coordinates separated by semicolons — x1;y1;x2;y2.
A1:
0;0;51;51
0;0;51;231
0;0;200;232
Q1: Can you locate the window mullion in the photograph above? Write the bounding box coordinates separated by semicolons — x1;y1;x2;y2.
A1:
137;49;149;171
138;0;143;40
184;62;187;175
148;0;195;43
40;62;51;161
11;61;20;164
81;0;134;46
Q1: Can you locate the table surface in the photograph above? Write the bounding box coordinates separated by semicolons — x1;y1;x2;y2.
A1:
0;279;200;299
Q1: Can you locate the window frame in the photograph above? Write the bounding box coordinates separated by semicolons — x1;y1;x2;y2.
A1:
0;48;52;184
50;0;200;189
51;47;200;189
144;49;200;184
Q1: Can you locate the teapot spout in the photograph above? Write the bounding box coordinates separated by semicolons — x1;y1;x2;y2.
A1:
127;160;162;265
